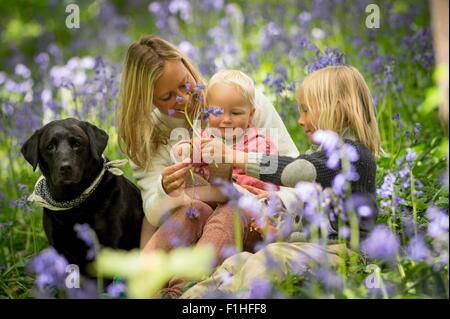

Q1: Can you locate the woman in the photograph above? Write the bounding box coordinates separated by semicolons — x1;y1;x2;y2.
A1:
116;35;300;297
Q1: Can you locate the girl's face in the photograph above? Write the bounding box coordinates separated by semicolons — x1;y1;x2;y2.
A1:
207;83;255;138
297;88;317;143
153;59;196;118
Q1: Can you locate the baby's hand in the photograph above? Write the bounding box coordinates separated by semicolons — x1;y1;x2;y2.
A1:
200;137;233;163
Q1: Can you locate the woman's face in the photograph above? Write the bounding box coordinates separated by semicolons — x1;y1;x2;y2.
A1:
153;59;196;118
297;88;317;143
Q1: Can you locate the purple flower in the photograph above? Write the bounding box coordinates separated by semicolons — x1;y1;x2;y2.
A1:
392;112;400;121
186;207;200;219
214;180;242;207
294;182;320;203
178;41;196;60
312;130;340;153
426;207;449;239
307;48;345;74
406;235;432;262
315;267;344;290
248;278;272;298
413;123;421;137
298;11;312;26
339;225;351;239
220;245;237;259
194;83;206;94
28;247;69;291
405;149;416;163
74;224;96;260
377;173;396;199
175;95;183;103
167;108;177;116
106;281;126;298
361;225;400;262
15;64;31;78
238;195;261;216
343;144;359;162
332;173;347;196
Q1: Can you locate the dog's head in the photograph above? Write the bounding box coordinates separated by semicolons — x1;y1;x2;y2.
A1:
21;118;108;200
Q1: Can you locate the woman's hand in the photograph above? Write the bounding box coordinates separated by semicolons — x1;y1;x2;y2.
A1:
171;141;191;163
161;158;192;196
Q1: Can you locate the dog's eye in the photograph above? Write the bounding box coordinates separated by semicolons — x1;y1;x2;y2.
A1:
73;141;81;148
46;144;55;151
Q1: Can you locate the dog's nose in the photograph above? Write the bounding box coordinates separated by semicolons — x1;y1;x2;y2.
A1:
60;163;72;174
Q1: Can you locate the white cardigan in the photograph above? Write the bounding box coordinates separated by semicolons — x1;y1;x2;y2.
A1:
132;90;301;227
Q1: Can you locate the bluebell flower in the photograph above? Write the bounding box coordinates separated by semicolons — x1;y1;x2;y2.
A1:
238;195;261;216
175;95;183;103
220;245;237;260
426;207;449;239
210;180;242;208
186;207;200;219
312;130;340;153
28;247;69;292
413;123;421;137
315;266;344;290
34;52;50;70
405;148;416;163
331;173;346;196
106;280;127;298
406;235;432;262
307;48;345;74
249;278;272;298
361;225;400;262
15;64;31;79
74;224;97;260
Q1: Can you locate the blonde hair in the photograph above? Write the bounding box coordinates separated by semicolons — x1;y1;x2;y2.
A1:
206;69;255;108
117;35;205;170
300;65;382;158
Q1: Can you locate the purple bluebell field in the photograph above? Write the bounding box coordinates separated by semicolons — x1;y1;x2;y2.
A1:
0;0;448;299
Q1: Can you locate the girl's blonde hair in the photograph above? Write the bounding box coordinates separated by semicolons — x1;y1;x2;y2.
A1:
300;65;382;158
117;35;205;170
207;69;255;108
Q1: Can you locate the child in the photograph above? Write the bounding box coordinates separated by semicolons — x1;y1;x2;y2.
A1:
172;69;279;192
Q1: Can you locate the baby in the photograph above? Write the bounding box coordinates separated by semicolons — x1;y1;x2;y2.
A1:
173;69;279;191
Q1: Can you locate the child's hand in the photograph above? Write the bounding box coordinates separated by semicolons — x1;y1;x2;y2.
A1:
200;137;233;163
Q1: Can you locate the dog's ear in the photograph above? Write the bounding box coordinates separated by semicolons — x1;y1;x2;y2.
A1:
81;121;109;162
21;129;42;171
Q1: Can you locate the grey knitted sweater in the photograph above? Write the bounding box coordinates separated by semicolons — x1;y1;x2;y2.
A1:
245;139;378;239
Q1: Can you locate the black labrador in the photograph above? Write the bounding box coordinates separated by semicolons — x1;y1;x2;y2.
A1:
21;118;145;274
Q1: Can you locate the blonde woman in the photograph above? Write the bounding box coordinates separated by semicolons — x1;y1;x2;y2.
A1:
116;36;300;297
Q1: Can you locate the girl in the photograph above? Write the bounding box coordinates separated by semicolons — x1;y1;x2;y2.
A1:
116;36;299;297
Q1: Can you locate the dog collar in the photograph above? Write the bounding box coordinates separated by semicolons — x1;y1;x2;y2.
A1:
28;157;128;211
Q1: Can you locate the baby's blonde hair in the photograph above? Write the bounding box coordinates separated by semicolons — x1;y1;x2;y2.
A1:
117;35;205;170
300;65;382;158
207;69;255;108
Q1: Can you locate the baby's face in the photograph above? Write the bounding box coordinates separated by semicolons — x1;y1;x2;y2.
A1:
207;83;255;138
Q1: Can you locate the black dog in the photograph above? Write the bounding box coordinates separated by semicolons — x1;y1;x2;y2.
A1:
21;118;144;274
